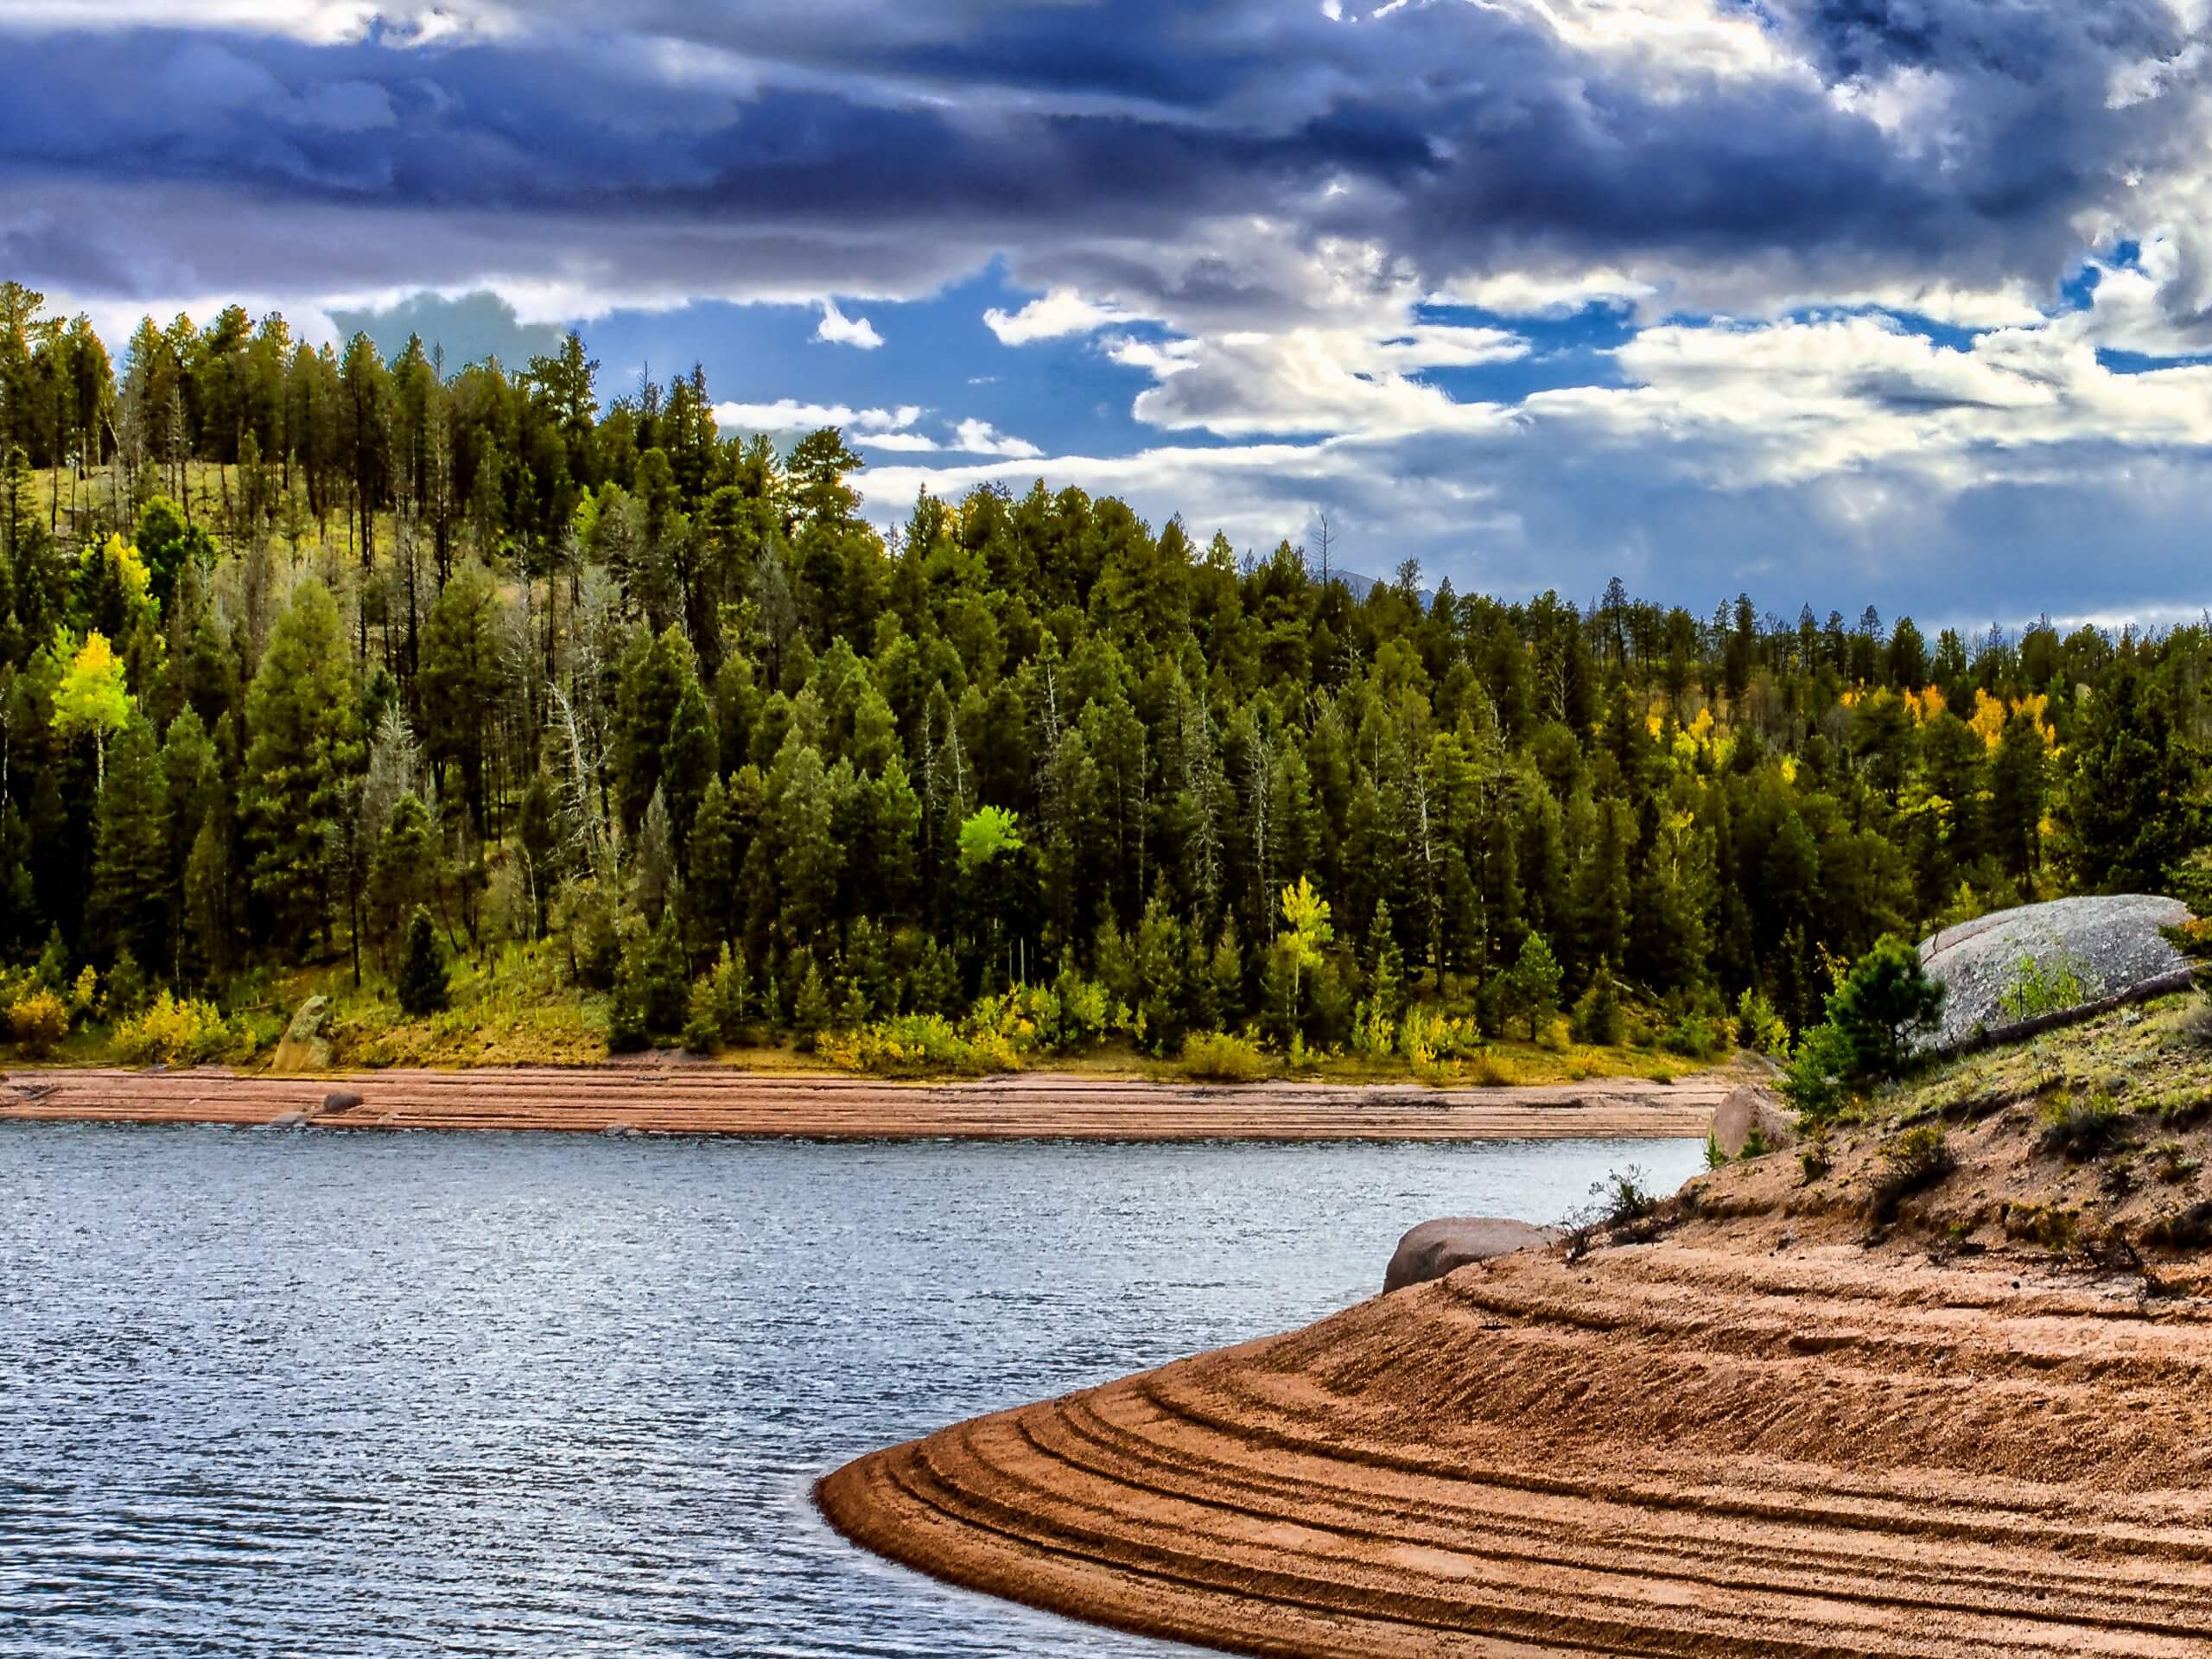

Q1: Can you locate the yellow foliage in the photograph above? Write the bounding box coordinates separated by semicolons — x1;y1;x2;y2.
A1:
53;630;133;747
8;990;68;1056
1179;1030;1271;1083
1903;685;1947;723
99;534;155;613
1967;687;2056;750
111;992;234;1065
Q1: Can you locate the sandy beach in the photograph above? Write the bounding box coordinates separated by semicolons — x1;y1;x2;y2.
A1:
0;1065;1734;1141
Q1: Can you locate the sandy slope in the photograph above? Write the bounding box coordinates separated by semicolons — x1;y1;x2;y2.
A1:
819;1068;2212;1657
0;1065;1728;1140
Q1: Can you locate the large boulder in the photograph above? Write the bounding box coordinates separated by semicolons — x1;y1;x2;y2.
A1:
1384;1217;1559;1294
1919;895;2190;1052
269;995;333;1073
1710;1085;1793;1158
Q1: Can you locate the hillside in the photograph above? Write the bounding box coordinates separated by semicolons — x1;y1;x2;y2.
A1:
820;994;2212;1657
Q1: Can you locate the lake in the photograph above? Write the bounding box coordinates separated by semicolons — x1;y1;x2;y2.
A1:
0;1123;1704;1656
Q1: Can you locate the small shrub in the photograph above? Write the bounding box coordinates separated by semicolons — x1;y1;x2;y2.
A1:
2177;998;2212;1050
819;1014;997;1077
1399;1004;1483;1068
1828;936;1946;1080
2152;1139;2201;1185
103;949;149;1020
1799;1136;1832;1184
1467;1049;1524;1087
2143;1201;2212;1250
1735;988;1790;1058
1779;1019;1856;1125
110;992;232;1066
2036;1089;2129;1161
1998;951;2093;1022
1870;1123;1955;1223
2005;1201;2082;1254
1594;1167;1655;1227
1704;1133;1728;1170
1573;962;1624;1046
1741;1126;1770;1160
1179;1029;1271;1084
1661;1012;1721;1060
8;990;68;1057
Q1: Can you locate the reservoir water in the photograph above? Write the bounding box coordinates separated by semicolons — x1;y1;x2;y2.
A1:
1;1123;1704;1656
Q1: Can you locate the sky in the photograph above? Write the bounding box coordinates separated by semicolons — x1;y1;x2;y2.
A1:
3;2;2212;626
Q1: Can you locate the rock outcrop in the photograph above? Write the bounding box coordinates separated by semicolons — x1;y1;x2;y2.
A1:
268;996;333;1073
1382;1216;1557;1293
1920;894;2190;1052
1708;1084;1792;1157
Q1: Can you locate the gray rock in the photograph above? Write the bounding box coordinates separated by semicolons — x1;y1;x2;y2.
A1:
264;1111;308;1130
321;1090;364;1113
1385;1217;1559;1294
270;995;334;1073
1919;895;2190;1052
1710;1085;1793;1157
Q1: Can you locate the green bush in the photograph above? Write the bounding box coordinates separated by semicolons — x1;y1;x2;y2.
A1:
1660;1011;1720;1059
1572;961;1624;1046
1998;951;2093;1021
1179;1030;1271;1083
1779;1019;1856;1124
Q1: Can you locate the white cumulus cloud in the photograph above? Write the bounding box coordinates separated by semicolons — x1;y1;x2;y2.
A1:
983;288;1134;344
951;418;1044;458
814;298;884;350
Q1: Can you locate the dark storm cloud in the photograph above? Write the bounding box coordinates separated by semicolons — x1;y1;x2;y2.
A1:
0;1;2199;315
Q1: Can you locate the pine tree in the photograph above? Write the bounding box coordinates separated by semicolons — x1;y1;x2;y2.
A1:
87;713;167;969
396;906;449;1016
240;579;364;950
791;950;833;1049
682;774;737;951
662;675;719;860
1503;930;1560;1039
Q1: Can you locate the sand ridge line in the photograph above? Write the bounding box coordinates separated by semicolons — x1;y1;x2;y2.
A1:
817;1231;2212;1657
0;1065;1732;1141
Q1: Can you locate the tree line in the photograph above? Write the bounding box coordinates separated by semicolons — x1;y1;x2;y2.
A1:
0;281;2203;1056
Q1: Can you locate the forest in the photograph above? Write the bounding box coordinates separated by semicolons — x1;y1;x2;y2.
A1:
0;280;2202;1075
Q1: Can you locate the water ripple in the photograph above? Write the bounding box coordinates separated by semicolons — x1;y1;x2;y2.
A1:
0;1123;1702;1656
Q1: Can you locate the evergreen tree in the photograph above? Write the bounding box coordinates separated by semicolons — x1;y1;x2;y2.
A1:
661;675;719;857
240;579;364;951
396;906;449;1016
87;713;167;968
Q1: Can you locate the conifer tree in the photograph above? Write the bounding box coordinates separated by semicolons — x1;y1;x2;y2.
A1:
240;579;363;950
87;713;167;968
396;906;448;1017
661;675;719;856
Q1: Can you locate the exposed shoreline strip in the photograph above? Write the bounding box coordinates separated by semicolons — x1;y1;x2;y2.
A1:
0;1065;1730;1141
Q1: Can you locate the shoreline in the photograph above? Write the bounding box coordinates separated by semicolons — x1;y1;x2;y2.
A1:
817;1231;2212;1659
0;1065;1735;1141
815;1034;2212;1658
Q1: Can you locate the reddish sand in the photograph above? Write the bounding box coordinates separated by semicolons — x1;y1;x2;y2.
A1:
0;1065;1731;1140
820;1103;2212;1656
